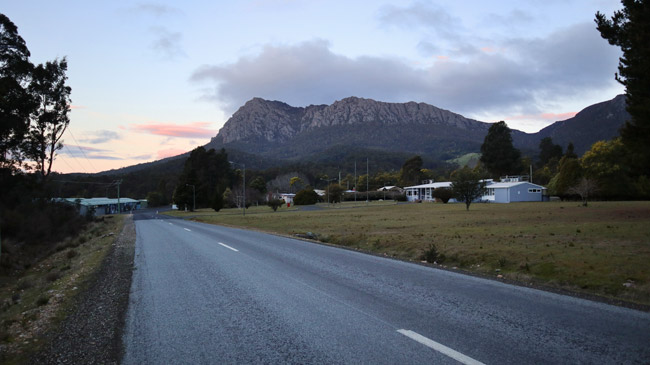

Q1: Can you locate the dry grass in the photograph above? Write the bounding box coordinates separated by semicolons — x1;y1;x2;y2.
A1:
0;215;126;364
169;201;650;306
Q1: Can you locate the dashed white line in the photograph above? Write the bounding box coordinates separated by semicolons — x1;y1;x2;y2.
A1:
397;329;485;365
218;242;239;252
184;228;191;232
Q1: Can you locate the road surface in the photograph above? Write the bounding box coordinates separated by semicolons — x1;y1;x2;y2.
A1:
122;211;650;364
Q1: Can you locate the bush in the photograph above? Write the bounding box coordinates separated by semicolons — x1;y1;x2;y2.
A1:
36;296;49;306
46;271;61;282
432;187;453;203
420;244;440;263
66;249;78;259
294;189;319;205
267;199;284;212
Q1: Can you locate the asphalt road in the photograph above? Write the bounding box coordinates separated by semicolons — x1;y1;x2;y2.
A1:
122;211;650;364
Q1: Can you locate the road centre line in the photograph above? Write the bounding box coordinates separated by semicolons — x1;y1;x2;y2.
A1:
184;228;191;232
218;242;239;252
397;329;485;365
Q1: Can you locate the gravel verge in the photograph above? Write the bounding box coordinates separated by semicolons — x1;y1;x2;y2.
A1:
31;215;136;364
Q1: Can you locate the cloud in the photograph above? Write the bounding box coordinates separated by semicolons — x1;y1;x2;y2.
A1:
378;1;462;38
506;112;578;122
150;26;185;59
128;154;153;160
61;145;123;160
157;148;186;159
78;130;121;144
133;3;181;17
130;121;216;138
190;21;621;125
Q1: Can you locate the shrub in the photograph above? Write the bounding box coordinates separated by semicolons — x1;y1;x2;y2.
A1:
36;296;49;306
66;249;78;259
432;187;454;203
267;199;284;212
294;189;319;205
420;244;440;263
46;271;61;282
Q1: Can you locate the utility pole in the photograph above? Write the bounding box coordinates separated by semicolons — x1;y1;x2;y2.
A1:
113;179;122;213
354;161;357;203
366;158;369;204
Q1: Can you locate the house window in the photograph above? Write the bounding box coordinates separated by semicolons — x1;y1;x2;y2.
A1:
528;188;541;193
485;188;495;196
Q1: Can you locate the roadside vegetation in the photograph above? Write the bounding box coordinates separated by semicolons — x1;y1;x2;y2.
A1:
166;201;650;307
0;215;125;364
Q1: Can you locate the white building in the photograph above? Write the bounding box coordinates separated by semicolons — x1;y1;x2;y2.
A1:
404;179;546;203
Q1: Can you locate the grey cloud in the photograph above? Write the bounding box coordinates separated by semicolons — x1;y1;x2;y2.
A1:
61;145;123;160
191;24;621;119
150;27;185;59
378;1;462;37
79;130;121;144
134;3;181;17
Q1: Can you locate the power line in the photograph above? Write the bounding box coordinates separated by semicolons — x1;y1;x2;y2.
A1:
66;129;97;172
62;144;88;173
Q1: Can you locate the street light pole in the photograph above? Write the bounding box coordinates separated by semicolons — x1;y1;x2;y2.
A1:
186;184;195;211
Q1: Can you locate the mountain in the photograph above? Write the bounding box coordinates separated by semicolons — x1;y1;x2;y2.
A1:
206;95;629;162
512;94;628;154
97;95;629;177
206;97;492;161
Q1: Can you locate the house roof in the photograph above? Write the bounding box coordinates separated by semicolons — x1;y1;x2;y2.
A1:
61;197;140;206
487;182;546;189
404;182;452;189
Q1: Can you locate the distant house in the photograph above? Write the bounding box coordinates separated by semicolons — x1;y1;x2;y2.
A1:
377;186;404;193
404;178;546;203
483;182;546;203
58;197;144;216
279;193;296;204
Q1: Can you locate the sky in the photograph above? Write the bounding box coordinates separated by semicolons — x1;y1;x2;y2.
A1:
3;0;625;174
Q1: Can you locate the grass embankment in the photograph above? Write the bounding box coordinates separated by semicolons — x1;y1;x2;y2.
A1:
0;215;126;364
168;201;650;307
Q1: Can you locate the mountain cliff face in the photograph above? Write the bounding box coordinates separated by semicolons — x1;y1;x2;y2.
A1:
208;97;491;158
207;94;628;163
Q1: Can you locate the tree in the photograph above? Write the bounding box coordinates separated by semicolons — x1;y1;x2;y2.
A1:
480;121;521;178
432;187;453;203
249;176;267;194
294;188;319;205
145;191;165;207
267;199;284;212
538;137;563;167
567;178;599;207
25;58;71;180
450;166;486;210
326;183;344;203
211;187;224;212
0;14;36;170
581;138;634;199
549;156;582;199
596;1;650;174
398;155;424;186
289;176;304;193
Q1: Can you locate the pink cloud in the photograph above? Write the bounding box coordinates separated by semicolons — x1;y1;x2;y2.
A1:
70;104;86;109
131;121;216;138
157;148;186;159
507;111;577;122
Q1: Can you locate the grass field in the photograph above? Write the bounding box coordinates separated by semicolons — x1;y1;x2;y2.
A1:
167;201;650;307
0;215;126;364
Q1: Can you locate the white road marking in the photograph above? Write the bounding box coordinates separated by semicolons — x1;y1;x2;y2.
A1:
168;223;173;225
184;228;191;232
218;242;239;252
397;329;485;365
